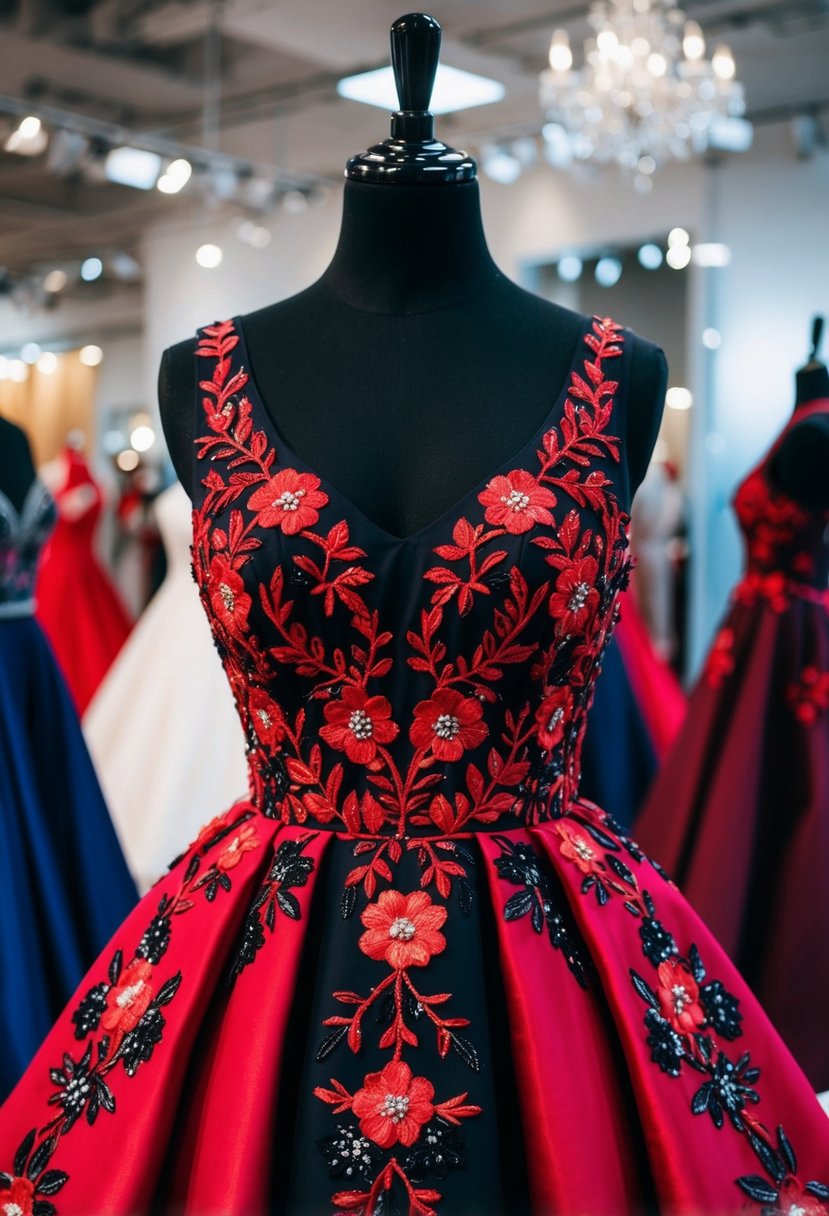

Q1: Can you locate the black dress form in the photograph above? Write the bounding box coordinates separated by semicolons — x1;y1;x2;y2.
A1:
159;180;666;535
769;361;829;511
0;418;36;512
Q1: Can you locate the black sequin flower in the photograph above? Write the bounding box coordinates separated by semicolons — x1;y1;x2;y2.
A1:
639;916;678;965
700;980;743;1041
71;982;108;1040
692;1051;761;1131
136;915;172;965
644;1009;685;1076
317;1123;381;1185
403;1118;466;1183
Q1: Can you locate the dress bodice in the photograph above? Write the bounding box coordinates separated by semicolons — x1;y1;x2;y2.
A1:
0;479;57;618
733;398;829;593
191;315;634;836
154;481;195;580
53;450;104;544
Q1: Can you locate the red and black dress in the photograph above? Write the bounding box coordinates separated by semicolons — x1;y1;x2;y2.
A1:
2;320;828;1216
637;397;829;1091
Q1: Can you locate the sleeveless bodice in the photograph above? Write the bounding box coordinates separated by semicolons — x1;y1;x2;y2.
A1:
733;398;829;592
191;316;633;836
0;479;57;618
54;450;104;543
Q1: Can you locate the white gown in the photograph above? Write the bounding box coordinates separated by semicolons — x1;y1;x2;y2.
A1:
84;482;248;893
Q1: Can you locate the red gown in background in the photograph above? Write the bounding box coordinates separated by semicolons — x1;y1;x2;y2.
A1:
615;586;686;762
2;320;828;1216
637;397;829;1091
36;449;132;714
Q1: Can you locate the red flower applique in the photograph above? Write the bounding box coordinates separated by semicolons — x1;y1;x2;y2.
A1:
208;554;251;638
248;468;328;535
786;666;829;725
556;821;601;875
548;556;600;634
0;1176;35;1216
216;823;259;872
319;686;399;764
775;1177;829;1216
656;958;706;1035
409;688;488;760
101;958;154;1034
534;686;574;751
351;1060;436;1148
248;687;286;750
478;470;556;534
359;889;447;969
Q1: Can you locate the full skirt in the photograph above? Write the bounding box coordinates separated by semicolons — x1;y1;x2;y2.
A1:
1;794;828;1215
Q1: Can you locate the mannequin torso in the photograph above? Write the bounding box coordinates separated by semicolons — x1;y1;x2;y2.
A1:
0;417;37;513
768;363;829;511
159;181;667;534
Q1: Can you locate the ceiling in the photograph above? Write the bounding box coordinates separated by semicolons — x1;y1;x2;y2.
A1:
1;0;828;279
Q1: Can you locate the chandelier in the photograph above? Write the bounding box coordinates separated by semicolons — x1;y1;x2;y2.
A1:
539;0;747;183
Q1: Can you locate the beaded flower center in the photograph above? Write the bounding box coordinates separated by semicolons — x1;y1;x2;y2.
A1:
501;489;530;512
568;582;590;611
274;488;306;512
219;582;236;612
573;837;594;862
381;1093;411;1122
389;917;417;941
115;981;146;1009
348;709;373;740
671;983;692;1015
256;707;273;728
546;707;564;732
433;713;461;740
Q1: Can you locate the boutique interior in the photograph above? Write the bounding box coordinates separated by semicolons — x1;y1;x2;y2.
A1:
1;0;829;1210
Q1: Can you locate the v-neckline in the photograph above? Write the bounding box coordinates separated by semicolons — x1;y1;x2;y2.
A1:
0;477;51;541
232;313;591;546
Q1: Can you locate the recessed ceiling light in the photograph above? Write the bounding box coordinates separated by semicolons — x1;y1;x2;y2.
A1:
337;64;505;115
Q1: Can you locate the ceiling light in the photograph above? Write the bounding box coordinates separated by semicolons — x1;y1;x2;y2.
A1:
480;145;521;184
157;158;192;194
43;269;68;293
557;255;583;282
712;44;736;80
702;327;721;350
666;386;693;410
81;256;103;282
637;243;663;269
9;359;29;382
79;344;103;367
20;342;41;364
105;146;162;190
692;242;731;267
116;449;140;472
666;244;692;269
337;64;505;115
548;30;573;73
595;256;623;287
668;227;690;247
130;424;156;452
37;351;58;374
5;115;48;156
196;243;223;269
683;21;705;61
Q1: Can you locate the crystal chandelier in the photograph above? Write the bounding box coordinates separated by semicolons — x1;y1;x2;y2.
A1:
539;0;747;183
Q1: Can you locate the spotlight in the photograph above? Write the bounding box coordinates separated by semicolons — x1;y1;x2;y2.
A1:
117;449;140;472
557;255;583;283
37;351;58;374
637;243;663;270
595;256;623;287
105;146;161;190
79;344;104;366
130;424;156;452
81;257;103;282
20;342;41;364
666;386;693;410
157;158;192;194
196;243;223;269
43;269;68;293
5;115;48;156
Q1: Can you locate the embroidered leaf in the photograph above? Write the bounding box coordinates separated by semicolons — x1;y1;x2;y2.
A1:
805;1182;829;1200
736;1177;780;1204
14;1130;35;1177
630;969;658;1009
315;1025;348;1062
688;944;706;984
503;889;534;921
154;974;182;1007
277;889;301;919
27;1138;57;1182
108;950;123;987
777;1125;797;1174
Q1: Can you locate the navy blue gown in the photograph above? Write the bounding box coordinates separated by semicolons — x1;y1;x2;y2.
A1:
0;478;137;1099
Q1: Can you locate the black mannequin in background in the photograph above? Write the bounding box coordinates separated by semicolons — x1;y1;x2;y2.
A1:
0;418;37;513
159;20;667;536
769;318;829;511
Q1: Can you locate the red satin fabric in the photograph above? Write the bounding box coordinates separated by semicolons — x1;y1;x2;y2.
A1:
615;590;685;761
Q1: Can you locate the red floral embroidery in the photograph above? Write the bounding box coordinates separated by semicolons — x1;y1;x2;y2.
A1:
535;686;573;751
656;959;706;1035
548;555;600;634
555;821;602;875
786;666;829;725
101;959;153;1034
775;1178;829;1216
215;823;259;871
207;554;251;638
248;687;286;749
248;468;328;535
319;687;400;765
351;1060;436;1149
359;889;447;969
409;689;488;761
477;469;556;534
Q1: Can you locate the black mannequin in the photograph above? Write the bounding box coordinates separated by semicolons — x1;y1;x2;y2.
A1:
159;18;666;536
769;317;829;511
0;417;37;512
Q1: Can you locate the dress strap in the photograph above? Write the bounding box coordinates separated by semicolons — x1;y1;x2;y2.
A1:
192;319;242;506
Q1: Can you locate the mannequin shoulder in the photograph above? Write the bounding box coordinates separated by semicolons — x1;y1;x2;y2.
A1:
621;330;668;498
158;335;201;501
769;411;829;510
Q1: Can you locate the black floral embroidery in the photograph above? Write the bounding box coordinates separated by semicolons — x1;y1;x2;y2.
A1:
737;1124;829;1212
137;914;172;964
70;983;107;1040
403;1117;467;1183
643;1008;685;1076
229;833;317;981
317;1123;382;1185
47;1044;114;1131
690;1049;761;1132
0;1131;68;1216
700;978;743;1041
492;835;588;987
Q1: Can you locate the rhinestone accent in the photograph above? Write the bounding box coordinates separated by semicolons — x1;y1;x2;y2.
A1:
348;708;374;739
389;916;417;941
433;712;461;739
500;488;530;512
381;1093;411;1122
568;581;590;611
219;582;236;612
274;488;306;512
